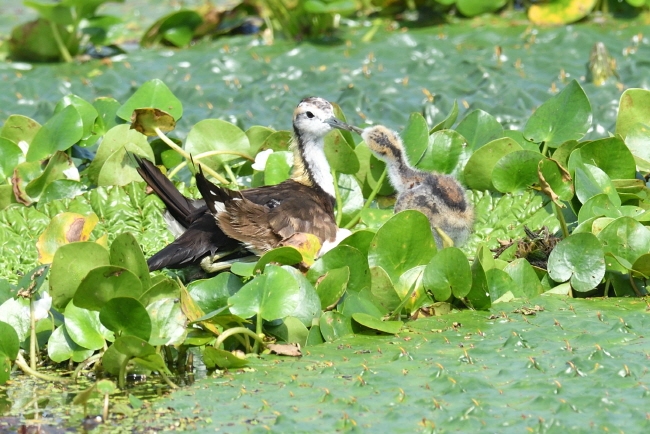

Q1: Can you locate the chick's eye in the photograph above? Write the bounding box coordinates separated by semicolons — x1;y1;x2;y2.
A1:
306;111;315;119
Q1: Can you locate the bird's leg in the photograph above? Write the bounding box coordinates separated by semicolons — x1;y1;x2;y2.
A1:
200;254;257;274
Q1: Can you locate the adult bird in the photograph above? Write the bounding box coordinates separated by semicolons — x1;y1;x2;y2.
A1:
355;125;473;249
136;97;355;272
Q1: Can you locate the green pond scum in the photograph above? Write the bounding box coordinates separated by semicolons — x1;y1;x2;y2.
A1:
1;2;650;432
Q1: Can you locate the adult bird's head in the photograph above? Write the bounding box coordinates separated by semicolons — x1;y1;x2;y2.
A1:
292;97;356;140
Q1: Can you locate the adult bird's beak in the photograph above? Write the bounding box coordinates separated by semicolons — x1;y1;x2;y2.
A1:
324;117;363;134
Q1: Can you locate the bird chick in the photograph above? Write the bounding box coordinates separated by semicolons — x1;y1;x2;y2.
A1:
361;125;473;249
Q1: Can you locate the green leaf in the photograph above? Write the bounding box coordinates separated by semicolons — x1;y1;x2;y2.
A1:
315;266;349;310
147;298;187;346
0;297;30;342
325;130;359;174
615;88;650;140
430;100;459;133
140;10;203;48
369;266;401;312
49;242;110;310
26;105;83;162
187;272;242;314
203;347;248;370
598;217;650;272
578;137;636;180
465;246;491;310
263;152;292;185
547;233;605;292
456;109;503;150
307;245;370;293
423;247;472;301
64;301;113;350
0;138;24;182
538;158;574;202
572;161;620;206
54;94;98;141
266;316;309;346
337;173;364;227
352;313;402;334
457;0;507;16
282;266;321;327
0;115;41;148
528;0;598;25
99;297;152;341
463;137;522;191
116;79;183;121
416;130;468;175
47;324;93;363
368;210;437;284
401;112;429;165
523;80;592;148
503;258;544;298
0;320;19;360
228;265;301;321
185;119;251;171
486;268;519;302
319;311;354;342
73;266;143;311
109;232;151;291
492;150;544;193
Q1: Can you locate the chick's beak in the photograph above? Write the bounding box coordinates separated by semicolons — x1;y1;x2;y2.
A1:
324;117;363;134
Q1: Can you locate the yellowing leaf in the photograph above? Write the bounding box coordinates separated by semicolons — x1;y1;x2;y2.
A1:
37;212;99;264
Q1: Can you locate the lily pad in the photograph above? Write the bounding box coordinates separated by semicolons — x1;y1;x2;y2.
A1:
615;87;650;140
73;266;143;311
352;313;402;334
423;247;472;301
99;297;152;341
319;311;354;342
492;150;544;193
37;212;99;264
416;129;468;175
547;233;605;292
463;137;522;191
315;266;349;310
456;109;503;150
26;105;83;162
185;119;251;171
401;112;429;165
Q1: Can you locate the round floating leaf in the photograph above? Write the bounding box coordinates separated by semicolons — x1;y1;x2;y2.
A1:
307;245;370;293
282;267;321;327
116;79;183;121
47;324;93;363
55;94;98;141
416;130;468;175
147;298;187;346
141;10;203;47
0;320;19;360
369;266;401;312
486;268;519;302
573;162;619;206
140;277;181;307
185;119;251;171
73;266;143;311
464;137;522;191
359;208;393;229
423;247;472;301
228;265;301;321
492;150;544;193
187;272;242;314
93;97;121;135
25;151;78;201
130;108;176;137
100;297;151;341
631;254;650;279
319;311;354;342
352;313;402;334
456;109;503;151
577;194;621;223
523;80;592;148
254;246;302;273
368;210;437;284
26;105;83;162
246;126;275;156
598;217;650;271
339;230;375;257
113;335;156;359
528;0;598;25
537;158;574;203
339;290;384;318
266;316;309;346
315;266;349;310
401;112;429;165
325;130;359;174
0;114;41;147
615;88;650;139
37;212;99;264
109;232;151;290
260;130;292;152
202;347;248;370
547;233;605;292
101;345;128;376
393;265;430;313
578;137;635;180
503;258;544;298
64;301;113;350
49;241;110;310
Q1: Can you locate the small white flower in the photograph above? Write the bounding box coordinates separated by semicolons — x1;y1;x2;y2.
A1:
63;166;80;181
252;149;274;171
33;291;52;321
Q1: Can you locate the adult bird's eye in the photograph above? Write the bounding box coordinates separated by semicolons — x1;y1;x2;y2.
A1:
306;111;315;118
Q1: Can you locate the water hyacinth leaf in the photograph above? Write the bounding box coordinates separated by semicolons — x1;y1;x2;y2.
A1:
0;115;41;148
73;266;143;311
430;100;459;133
615;88;650;140
393;265;429;313
359;208;393;229
64;301;113;350
49;242;110;310
307;245;370;293
39;179;85;203
486;268;519;302
324;130;359;174
180;287;220;337
551;140;580;168
598;217;650;272
47;324;93;363
282;266;321;327
578;137;635;180
463;137;522;191
416;130;467;175
140;277;180;307
523;80;592;148
99;297;152;341
11;160;42;205
109;232;151;290
264;151;292;185
113;335;156;359
229;265;301;321
631;254;650;279
622;123;650;171
366;151;395;196
337;173;364;227
331;102;355;148
368;210;437;284
401;112;429;165
577;194;621;223
93;97;121;135
303;0;357;14
492;150;544;193
547;233;605;292
116;79;183;121
101;345;128;376
0;320;19;360
265;316;309;346
55;94;98;141
25;151;78;200
202;347;248;370
465;246;491;310
130;108;176;137
537;158;574;203
97;147;149;187
503;258;544;298
315;266;349;310
457;0;508;16
187;272;242;314
260;130;292;152
305;324;325;346
339;230;374;257
246;126;275;156
140;10;203;48
254;246;302;273
185;119;251;171
147;298;187;346
339;290;384;318
456;109;503;151
573;162;620;206
26;105;83;162
9;17;79;62
319;311;354;342
369;266;401;312
37;212;99;264
0;138;23;181
352;313;402;334
423;247;472;301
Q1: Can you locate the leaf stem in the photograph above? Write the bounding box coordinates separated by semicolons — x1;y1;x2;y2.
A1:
214;326;264;351
253;313;264;353
72;353;102;380
332;169;343;226
29;299;37;371
389;268;424;321
15;353;69;383
153;127;229;184
49;21;73;63
195;150;254;162
344;166;388;229
553;202;570;238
